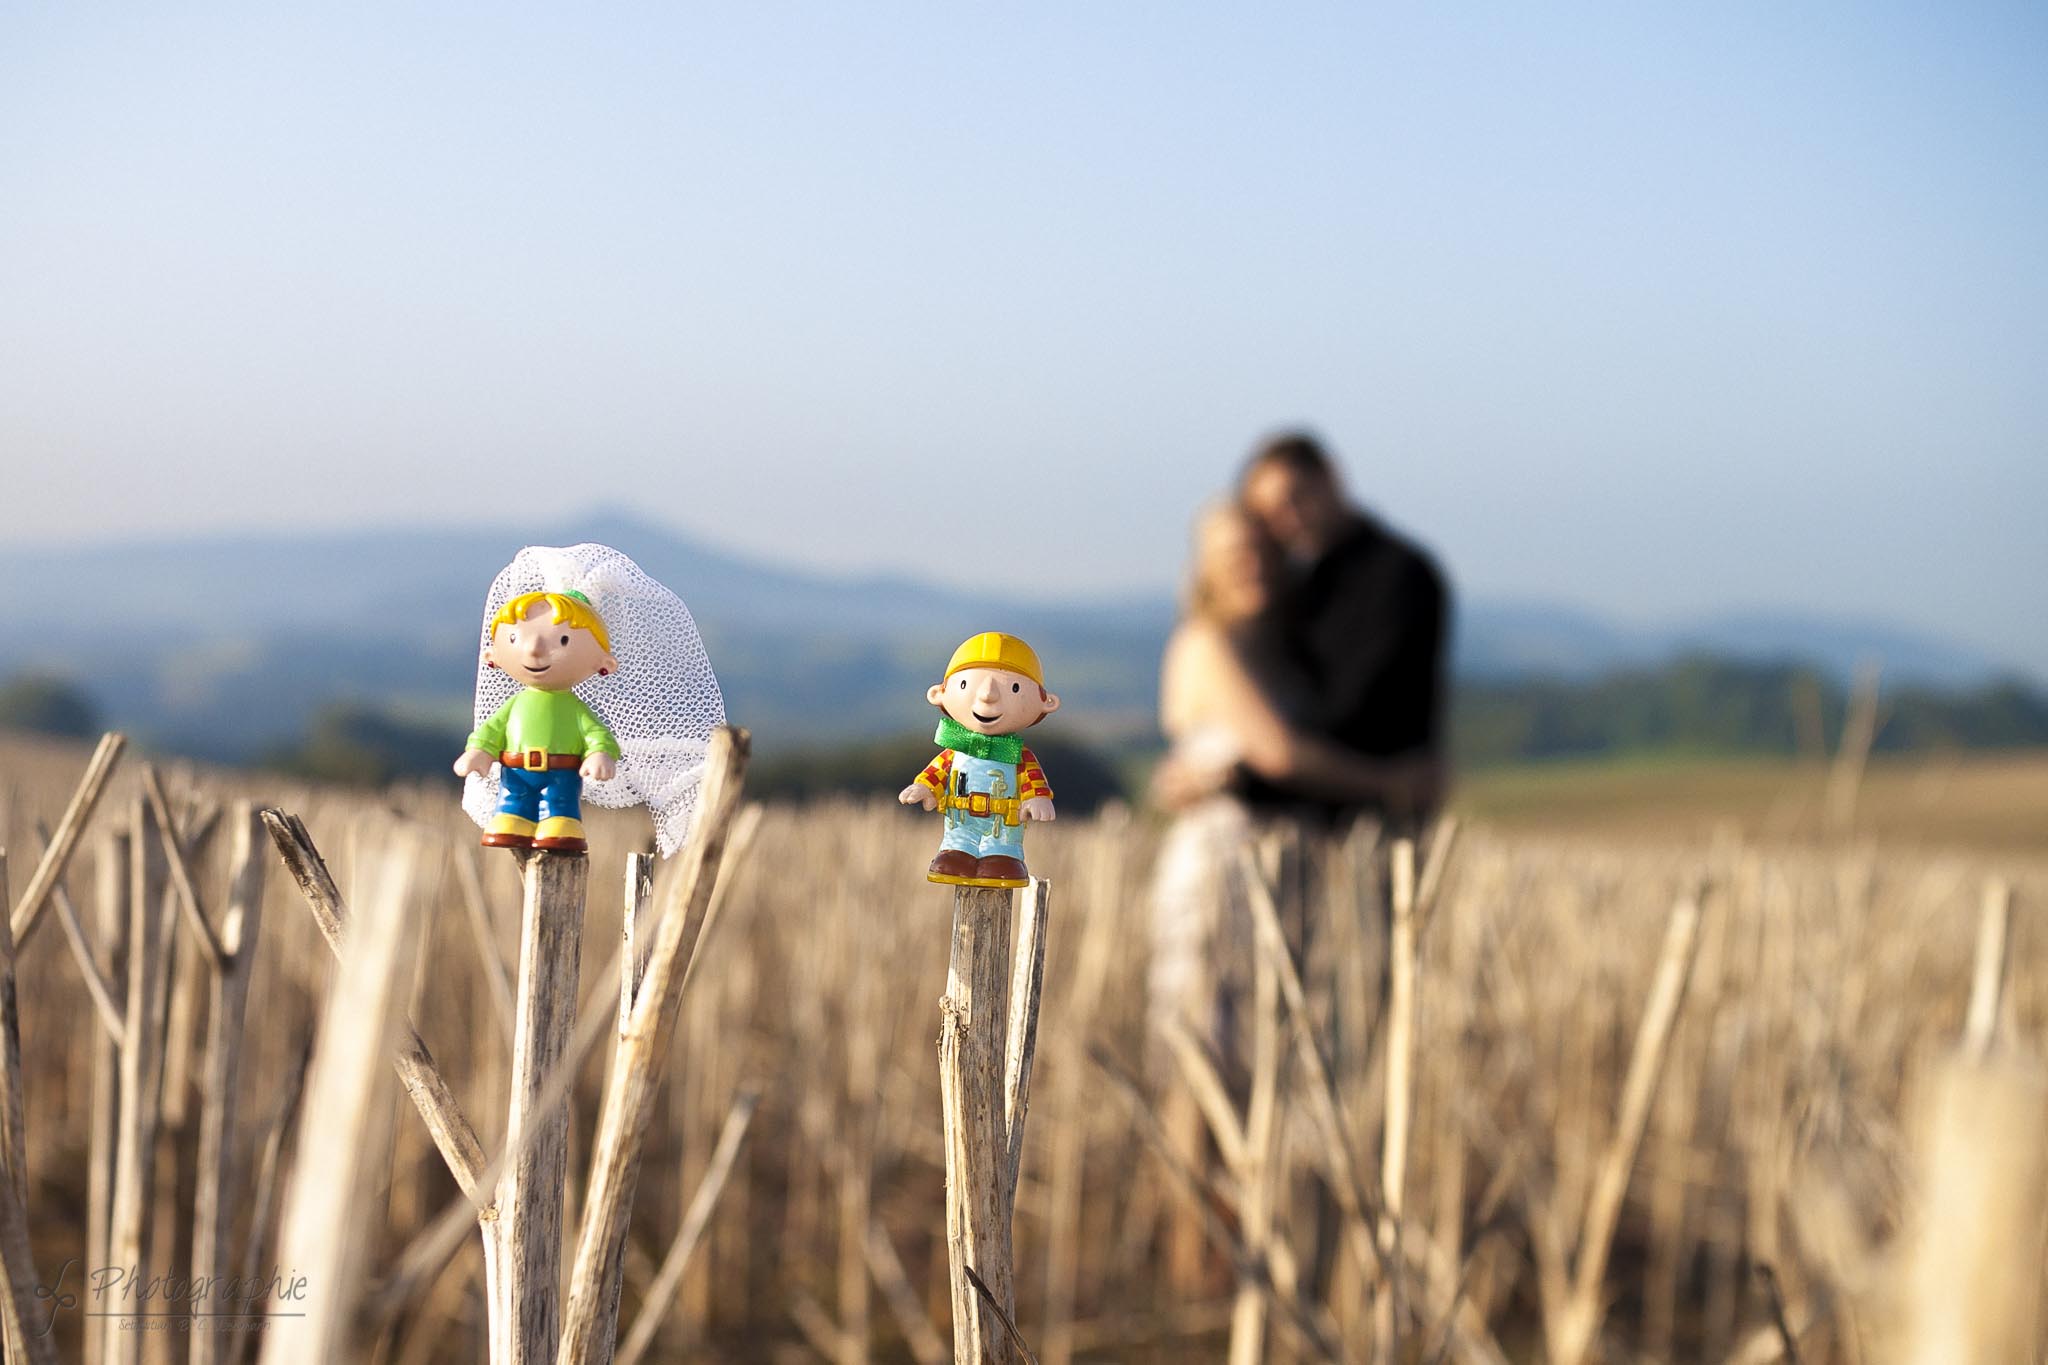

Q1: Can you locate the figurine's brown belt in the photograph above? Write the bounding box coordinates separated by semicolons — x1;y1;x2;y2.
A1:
500;750;583;771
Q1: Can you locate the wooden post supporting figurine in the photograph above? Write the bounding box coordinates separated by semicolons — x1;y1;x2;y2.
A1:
937;878;1050;1365
496;850;589;1364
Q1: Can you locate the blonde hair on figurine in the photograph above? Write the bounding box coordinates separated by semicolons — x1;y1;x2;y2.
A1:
490;591;613;653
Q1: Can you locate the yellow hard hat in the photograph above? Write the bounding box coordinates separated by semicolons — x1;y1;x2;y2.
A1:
944;632;1044;687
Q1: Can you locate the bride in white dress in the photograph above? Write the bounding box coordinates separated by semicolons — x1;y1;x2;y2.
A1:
1147;501;1438;1057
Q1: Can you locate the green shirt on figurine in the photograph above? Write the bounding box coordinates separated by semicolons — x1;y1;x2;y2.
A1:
466;687;623;766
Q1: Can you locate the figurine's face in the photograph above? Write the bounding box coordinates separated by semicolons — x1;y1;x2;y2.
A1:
485;599;618;692
928;667;1060;734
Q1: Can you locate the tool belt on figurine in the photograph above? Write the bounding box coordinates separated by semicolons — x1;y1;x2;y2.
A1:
938;789;1022;826
500;749;583;771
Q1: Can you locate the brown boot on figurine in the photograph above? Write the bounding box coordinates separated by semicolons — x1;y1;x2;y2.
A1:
927;849;979;881
973;856;1028;887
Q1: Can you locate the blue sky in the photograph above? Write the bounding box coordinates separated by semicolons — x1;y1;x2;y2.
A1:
5;4;2044;673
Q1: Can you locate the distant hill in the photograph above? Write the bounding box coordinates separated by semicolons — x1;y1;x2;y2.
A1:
7;511;2034;765
11;511;1166;761
1455;601;2017;687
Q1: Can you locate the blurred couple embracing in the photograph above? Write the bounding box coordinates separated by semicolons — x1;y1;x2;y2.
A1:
1144;430;1452;1282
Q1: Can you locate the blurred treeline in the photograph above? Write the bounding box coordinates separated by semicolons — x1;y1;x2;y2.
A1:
7;655;2046;803
1453;655;2048;765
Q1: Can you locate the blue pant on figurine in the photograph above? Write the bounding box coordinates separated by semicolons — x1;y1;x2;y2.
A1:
499;766;583;824
485;767;590;850
940;808;1025;861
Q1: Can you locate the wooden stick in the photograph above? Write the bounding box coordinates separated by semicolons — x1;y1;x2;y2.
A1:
260;810;491;1205
141;763;227;966
367;941;626;1327
1040;820;1123;1365
1376;839;1419;1362
1824;660;1882;833
47;870;126;1046
230;1037;311;1365
455;845;518;1045
1413;814;1461;940
790;1287;845;1361
864;1217;948;1365
1239;848;1387;1277
1546;894;1703;1365
1227;913;1281;1365
964;1264;1041;1365
619;852;653;1030
8;731;125;946
614;1087;761;1365
676;803;763;1004
1962;878;2010;1058
1240;849;1511;1365
1159;1017;1249;1172
498;850;589;1364
85;833;129;1365
939;884;1017;1365
191;804;265;1365
0;854;54;1365
259;829;425;1364
103;795;172;1365
1753;1265;1805;1365
558;727;751;1365
1898;1054;2048;1364
1001;877;1051;1203
1086;1045;1343;1363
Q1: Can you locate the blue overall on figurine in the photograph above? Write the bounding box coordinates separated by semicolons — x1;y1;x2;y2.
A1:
899;632;1059;889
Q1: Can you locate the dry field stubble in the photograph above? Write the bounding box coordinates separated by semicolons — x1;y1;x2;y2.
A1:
0;728;2043;1362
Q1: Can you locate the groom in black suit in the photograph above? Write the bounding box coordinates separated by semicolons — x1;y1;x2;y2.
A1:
1236;430;1451;826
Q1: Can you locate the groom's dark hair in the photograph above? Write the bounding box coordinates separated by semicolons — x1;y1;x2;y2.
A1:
1240;430;1338;489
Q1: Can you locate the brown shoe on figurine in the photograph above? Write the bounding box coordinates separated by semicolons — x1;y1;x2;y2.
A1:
927;850;979;882
481;830;534;849
974;856;1028;886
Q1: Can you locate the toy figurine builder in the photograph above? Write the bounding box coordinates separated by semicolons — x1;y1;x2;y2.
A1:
899;632;1059;888
454;590;622;853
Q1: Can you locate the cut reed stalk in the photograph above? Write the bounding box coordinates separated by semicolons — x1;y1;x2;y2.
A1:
85;832;130;1365
1542;892;1703;1365
8;731;125;946
260;811;491;1205
36;818;126;1045
558;726;750;1365
455;845;517;1045
613;1086;760;1365
1962;877;2011;1057
103;796;171;1365
141;764;226;967
259;827;425;1363
1376;838;1419;1361
0;855;53;1365
190;805;265;1365
1897;1053;2048;1363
